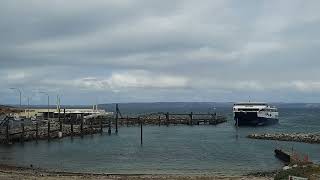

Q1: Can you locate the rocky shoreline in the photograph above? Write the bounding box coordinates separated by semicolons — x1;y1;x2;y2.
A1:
248;132;320;144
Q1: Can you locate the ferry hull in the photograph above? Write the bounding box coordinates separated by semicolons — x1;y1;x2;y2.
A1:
234;112;278;126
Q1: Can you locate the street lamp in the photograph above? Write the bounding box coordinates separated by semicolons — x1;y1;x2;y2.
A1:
10;88;22;108
27;96;30;118
40;92;50;120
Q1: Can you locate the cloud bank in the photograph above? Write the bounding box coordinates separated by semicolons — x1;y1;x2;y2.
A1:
1;0;320;104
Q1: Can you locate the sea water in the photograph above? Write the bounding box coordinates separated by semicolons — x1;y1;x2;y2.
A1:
0;104;319;175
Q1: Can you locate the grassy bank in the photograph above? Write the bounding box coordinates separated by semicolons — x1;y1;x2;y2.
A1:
274;164;320;180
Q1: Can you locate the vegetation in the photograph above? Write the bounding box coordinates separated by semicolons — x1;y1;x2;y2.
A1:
274;164;320;180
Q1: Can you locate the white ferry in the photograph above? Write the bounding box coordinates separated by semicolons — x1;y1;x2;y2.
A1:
233;102;279;126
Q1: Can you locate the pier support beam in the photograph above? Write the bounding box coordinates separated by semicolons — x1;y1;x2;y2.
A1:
80;114;84;137
90;119;93;134
71;117;74;136
108;118;111;135
166;112;169;127
58;108;61;131
36;122;39;141
21;122;24;143
99;117;103;133
115;104;118;134
47;121;50;140
126;116;129;127
140;117;143;145
6;121;9;144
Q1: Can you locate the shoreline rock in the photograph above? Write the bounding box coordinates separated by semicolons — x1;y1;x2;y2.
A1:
247;132;320;144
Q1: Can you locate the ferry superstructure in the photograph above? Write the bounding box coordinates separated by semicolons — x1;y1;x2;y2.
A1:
233;102;279;126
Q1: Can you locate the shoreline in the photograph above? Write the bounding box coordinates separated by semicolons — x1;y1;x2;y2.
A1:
0;164;274;180
247;132;320;144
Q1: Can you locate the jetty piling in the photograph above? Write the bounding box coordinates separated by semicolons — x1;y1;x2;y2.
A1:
108;118;111;135
80;115;84;137
140;117;143;145
90;119;93;135
20;122;24;143
189;112;193;126
6;122;9;143
35;122;39;140
99;117;103;133
47;121;50;140
115;104;119;134
71;119;74;136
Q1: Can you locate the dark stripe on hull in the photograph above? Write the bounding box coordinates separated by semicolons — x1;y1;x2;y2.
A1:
234;112;278;126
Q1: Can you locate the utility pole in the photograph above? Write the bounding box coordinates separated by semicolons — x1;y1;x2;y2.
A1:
47;95;50;120
27;97;30;118
115;104;118;134
40;92;49;120
10;88;22;108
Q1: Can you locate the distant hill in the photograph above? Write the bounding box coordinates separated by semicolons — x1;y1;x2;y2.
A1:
99;102;320;114
0;105;21;114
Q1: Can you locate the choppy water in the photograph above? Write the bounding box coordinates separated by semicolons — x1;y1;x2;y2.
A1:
0;104;319;175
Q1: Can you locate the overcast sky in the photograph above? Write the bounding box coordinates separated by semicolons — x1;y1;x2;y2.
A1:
1;0;320;105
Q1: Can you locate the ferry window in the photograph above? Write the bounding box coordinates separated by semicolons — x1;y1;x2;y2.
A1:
238;109;259;111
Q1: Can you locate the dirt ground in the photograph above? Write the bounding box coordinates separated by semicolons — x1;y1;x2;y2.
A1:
0;164;273;180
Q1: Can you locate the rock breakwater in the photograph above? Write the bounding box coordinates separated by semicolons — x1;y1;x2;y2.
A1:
248;133;320;144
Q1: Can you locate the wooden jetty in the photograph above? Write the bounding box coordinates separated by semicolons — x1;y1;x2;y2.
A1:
0;104;227;144
118;112;226;126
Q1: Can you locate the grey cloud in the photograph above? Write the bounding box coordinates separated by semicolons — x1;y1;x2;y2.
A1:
1;0;320;104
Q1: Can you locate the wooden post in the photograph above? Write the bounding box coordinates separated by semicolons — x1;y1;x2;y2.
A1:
126;116;129;127
36;122;39;141
90;119;93;134
21;122;25;142
80;114;84;137
71;118;74;136
166;112;169;127
99;117;103;133
115;104;118;134
108;118;111;135
63;109;66;122
61;108;66;130
6;121;9;143
140;117;143;145
58;108;62;132
158;115;161;126
236;117;239;139
189;112;193;126
47;121;50;140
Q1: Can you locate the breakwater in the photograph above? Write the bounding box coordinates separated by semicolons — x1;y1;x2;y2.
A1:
248;133;320;144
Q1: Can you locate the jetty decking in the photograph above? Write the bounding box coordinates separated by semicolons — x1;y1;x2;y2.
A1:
0;105;227;144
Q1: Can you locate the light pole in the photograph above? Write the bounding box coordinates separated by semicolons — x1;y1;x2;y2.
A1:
27;96;30;118
40;92;50;120
10;88;22;108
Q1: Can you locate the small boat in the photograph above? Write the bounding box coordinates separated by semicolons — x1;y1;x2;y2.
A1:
274;148;291;163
